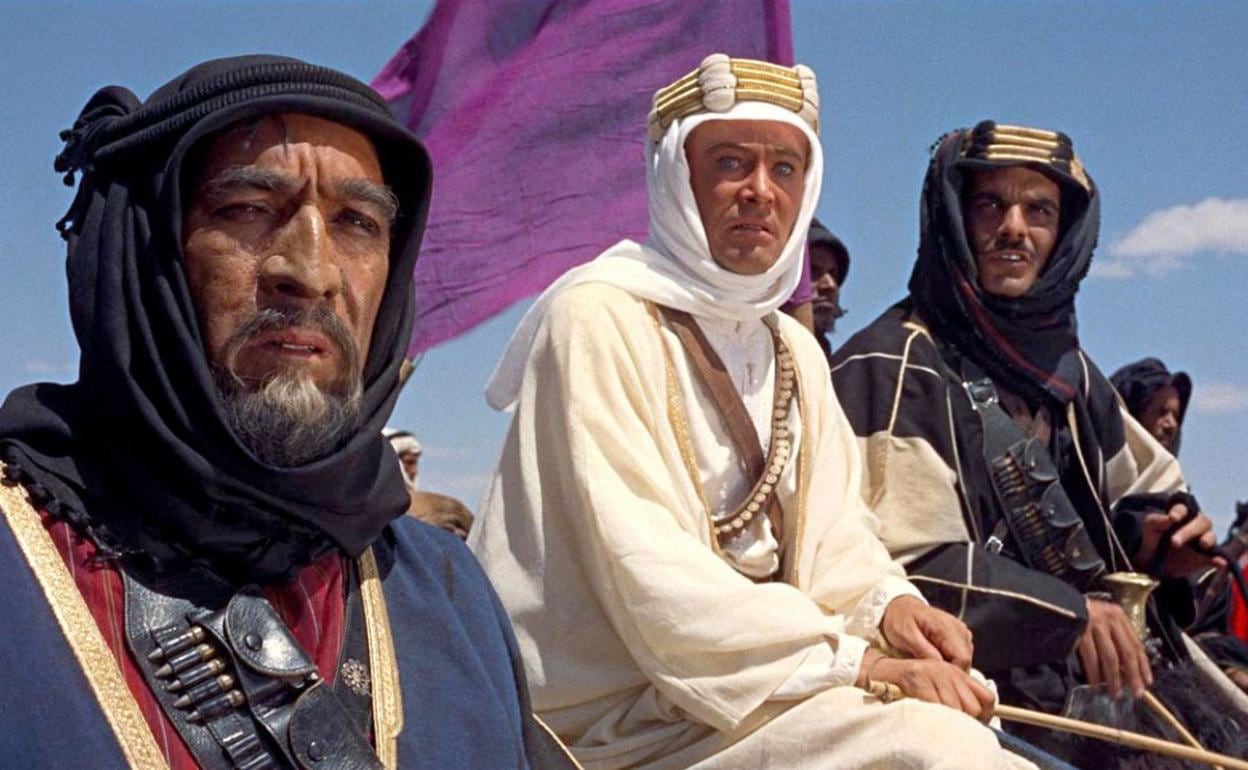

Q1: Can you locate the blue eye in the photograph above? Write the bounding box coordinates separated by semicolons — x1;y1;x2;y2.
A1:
716;156;742;171
776;162;795;177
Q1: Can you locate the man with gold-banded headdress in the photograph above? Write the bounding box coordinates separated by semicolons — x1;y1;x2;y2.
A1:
470;58;1038;769
831;122;1242;762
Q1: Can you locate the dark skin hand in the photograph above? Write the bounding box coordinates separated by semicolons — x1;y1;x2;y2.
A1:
1134;502;1223;577
408;491;474;540
1077;598;1153;699
1080;503;1220;699
1226;667;1248;695
879;595;975;671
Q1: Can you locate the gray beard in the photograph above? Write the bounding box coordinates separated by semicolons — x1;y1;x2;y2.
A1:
214;307;364;467
220;372;362;467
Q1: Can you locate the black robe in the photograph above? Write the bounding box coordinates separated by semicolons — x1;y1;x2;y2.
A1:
832;302;1194;718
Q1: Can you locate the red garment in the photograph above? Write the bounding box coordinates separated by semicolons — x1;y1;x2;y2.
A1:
43;514;347;770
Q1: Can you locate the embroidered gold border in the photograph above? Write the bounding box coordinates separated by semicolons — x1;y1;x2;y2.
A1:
0;467;169;770
646;302;720;553
780;323;809;587
359;547;404;768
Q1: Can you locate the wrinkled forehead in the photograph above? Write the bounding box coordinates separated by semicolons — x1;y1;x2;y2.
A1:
186;112;384;188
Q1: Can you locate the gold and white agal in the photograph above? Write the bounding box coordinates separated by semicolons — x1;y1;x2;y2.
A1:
486;54;823;411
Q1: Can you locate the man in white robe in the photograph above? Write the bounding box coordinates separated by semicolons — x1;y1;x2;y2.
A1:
470;54;1038;770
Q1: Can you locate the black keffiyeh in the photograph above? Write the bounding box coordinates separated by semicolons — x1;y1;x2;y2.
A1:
908;120;1100;406
0;55;432;583
1109;357;1192;422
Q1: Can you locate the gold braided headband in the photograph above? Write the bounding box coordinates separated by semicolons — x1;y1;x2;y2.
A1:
647;53;819;141
963;122;1090;191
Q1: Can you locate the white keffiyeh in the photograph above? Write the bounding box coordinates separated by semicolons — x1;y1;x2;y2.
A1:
485;100;824;410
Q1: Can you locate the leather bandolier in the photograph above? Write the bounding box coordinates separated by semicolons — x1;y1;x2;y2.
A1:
124;561;382;770
959;357;1107;591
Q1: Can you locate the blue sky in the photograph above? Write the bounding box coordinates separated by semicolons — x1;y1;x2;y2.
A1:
2;1;1245;532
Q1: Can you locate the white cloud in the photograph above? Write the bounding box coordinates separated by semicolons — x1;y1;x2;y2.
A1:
1191;382;1248;414
1087;260;1134;279
1096;197;1248;278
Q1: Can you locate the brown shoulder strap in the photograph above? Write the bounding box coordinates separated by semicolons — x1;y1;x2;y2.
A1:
658;306;766;479
657;306;785;541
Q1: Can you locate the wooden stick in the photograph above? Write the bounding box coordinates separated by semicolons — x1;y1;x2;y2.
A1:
994;703;1248;770
1141;690;1224;770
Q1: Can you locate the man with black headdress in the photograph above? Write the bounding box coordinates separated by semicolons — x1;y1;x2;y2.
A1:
1110;358;1192;457
830;122;1239;759
1112;361;1248;696
0;55;572;769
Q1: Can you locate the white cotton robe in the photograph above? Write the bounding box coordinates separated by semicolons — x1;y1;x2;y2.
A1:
471;283;1034;770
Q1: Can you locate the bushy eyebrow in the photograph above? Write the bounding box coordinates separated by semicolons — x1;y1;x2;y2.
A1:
336;178;400;226
199;166;296;199
198;166;399;226
705;141;808;163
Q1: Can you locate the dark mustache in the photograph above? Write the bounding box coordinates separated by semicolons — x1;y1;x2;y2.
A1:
220;306;359;388
990;235;1036;258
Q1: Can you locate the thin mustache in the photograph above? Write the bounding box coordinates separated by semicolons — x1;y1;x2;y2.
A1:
989;237;1035;259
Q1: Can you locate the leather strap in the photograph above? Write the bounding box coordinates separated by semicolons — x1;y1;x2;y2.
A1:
124;565;382;769
959;356;1106;591
659;306;784;541
332;560;374;737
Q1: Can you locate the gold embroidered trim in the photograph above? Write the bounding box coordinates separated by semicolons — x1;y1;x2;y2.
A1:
359;547;404;768
782;324;808;586
0;466;169;770
646;302;720;554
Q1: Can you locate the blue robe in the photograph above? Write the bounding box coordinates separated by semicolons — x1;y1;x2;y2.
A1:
0;508;555;769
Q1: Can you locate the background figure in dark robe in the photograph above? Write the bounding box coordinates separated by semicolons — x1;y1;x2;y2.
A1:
807;217;850;361
831;121;1246;766
1111;359;1248;694
1110;358;1191;457
0;55;572;769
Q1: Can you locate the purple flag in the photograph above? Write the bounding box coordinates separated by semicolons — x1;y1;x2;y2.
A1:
373;0;793;354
